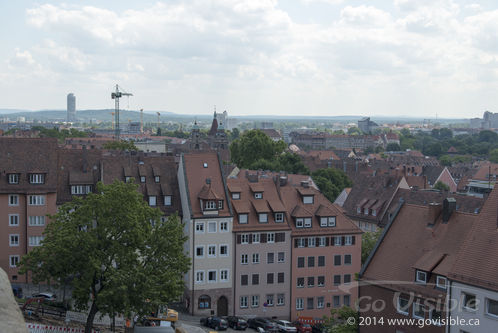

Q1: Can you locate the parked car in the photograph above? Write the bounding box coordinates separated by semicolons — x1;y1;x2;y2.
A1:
292;321;312;333
200;316;228;331
275;320;297;332
247;317;279;332
225;316;248;330
30;292;56;301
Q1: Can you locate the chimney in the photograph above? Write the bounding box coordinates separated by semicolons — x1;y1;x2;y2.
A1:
427;202;442;226
279;173;288;186
442;197;456;223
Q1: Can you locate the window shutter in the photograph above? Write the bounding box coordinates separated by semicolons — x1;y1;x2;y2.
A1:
275;233;281;242
261;233;267;243
249;234;253;244
304;238;308;247
352;236;356;245
294;238;298;248
326;237;330;246
342;236;345;246
237;235;241;244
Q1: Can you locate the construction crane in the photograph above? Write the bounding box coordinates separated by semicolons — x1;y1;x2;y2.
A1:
157;112;161;134
140;108;144;134
111;84;133;140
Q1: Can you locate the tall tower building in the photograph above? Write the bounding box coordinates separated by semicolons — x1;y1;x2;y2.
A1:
67;93;76;122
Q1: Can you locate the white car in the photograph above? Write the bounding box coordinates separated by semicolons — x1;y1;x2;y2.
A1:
276;320;297;332
31;292;57;301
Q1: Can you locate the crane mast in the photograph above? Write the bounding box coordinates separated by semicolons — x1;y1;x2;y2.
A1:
111;84;133;140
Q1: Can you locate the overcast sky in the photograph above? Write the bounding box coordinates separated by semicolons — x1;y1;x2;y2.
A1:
1;0;498;118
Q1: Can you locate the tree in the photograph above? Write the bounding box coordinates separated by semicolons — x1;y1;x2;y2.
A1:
311;168;352;202
102;140;138;151
433;181;450;191
385;143;401;152
230;129;286;168
361;229;382;264
490;148;498;163
323;306;358;333
347;127;362;135
20;181;190;333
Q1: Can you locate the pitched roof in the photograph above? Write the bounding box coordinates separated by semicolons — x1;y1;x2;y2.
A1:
421;166;444;185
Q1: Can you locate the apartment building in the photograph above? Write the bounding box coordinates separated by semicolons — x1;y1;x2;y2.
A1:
178;152;233;316
228;171;292;318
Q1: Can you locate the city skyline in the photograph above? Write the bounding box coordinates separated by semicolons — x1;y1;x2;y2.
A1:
2;0;498;117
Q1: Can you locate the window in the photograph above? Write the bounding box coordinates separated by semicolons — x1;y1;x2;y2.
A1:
275;212;284;222
357;206;361;214
267;273;274;284
318;256;325;267
241;254;248;264
251;295;259;307
318;276;325;287
308;237;316;247
416;270;427;284
328;216;336;227
297;277;305;288
218;200;223;209
320;217;328;227
154;176;160;183
303;196;313;204
241;275;248;286
220;269;229;282
241;234;249;244
278;252;285;263
308;256;315;267
240;296;248;308
397;296;410;315
9;214;19;226
28;195;45;206
252;274;259;285
195;222;204;233
239;214;248;224
317;296;324;309
413;302;424;319
219;245;228;256
254;192;262;199
298;257;305;268
195;271;205;284
344;295;351;307
148;196;156;206
198;295;211;309
29;173;45;184
29;236;44;246
297;238;305;248
266;294;274;306
296;218;304;228
252;253;260;264
308;277;315;287
208;270;217;282
259;213;268;223
304;217;312;228
28;216;45;226
345;235;353;245
486;298;498;318
436;276;447;289
205;200;216;210
463;293;477;311
319;236;326;247
307;297;314;309
195;246;204;258
252;233;260;243
267;232;275;243
334;275;341;286
9;234;19;246
278;272;284;283
277;294;285;306
344;274;351;284
199;220;213;233
296;298;304;310
9;194;19;206
8;174;19;184
344;254;352;265
267;252;274;264
140;176;146;183
71;185;92;195
334;236;342;246
334;255;341;266
9;255;20;268
208;245;216;257
164;195;172;206
333;295;341;308
232;192;240;200
220;222;228;232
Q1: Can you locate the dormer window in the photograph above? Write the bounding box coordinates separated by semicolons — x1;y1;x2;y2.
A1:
149;196;157;206
416;270;427;284
8;174;19;184
125;176;131;183
71;185;92;195
164;195;172;206
303;196;313;204
357;207;361;214
304;217;312;227
296;218;304;228
218;200;223;209
254;192;263;199
205;201;217;210
364;208;369;215
239;214;248;224
29;173;45;184
320;216;336;227
232;192;240;200
155;176;160;183
436;276;447;290
140;176;146;183
259;213;268;223
372;209;377;217
275;213;284;223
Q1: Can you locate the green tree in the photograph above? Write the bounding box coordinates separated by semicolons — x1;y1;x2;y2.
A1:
490;148;498;163
361;229;382;264
230;129;286;168
385;143;401;152
323;306;358;333
102;140;138;151
347;127;362;135
434;181;450;191
311;168;352;202
20;181;190;333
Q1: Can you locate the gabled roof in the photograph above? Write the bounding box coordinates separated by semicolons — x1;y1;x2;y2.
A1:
315;204;336;217
252;200;271;213
421;166;444;185
198;184;222;200
232;200;251;214
291;205;314;218
249;183;265;193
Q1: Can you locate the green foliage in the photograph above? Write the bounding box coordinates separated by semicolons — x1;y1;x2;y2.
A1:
433;181;450;191
249;153;310;175
361;229;382;265
347;127;362;135
490;148;498;163
385;143;401;151
20;181;190;333
311;168;352;202
323;306;358;333
439;154;472;166
230;129;287;168
20;126;88;141
230;128;240;141
102;140;138;151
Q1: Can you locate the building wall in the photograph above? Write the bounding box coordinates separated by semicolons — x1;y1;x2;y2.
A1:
233;230;291;319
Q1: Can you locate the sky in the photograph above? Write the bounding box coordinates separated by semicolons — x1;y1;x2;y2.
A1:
2;0;498;118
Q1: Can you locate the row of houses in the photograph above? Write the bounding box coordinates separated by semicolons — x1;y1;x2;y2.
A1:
290;132;400;151
1;138;362;322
